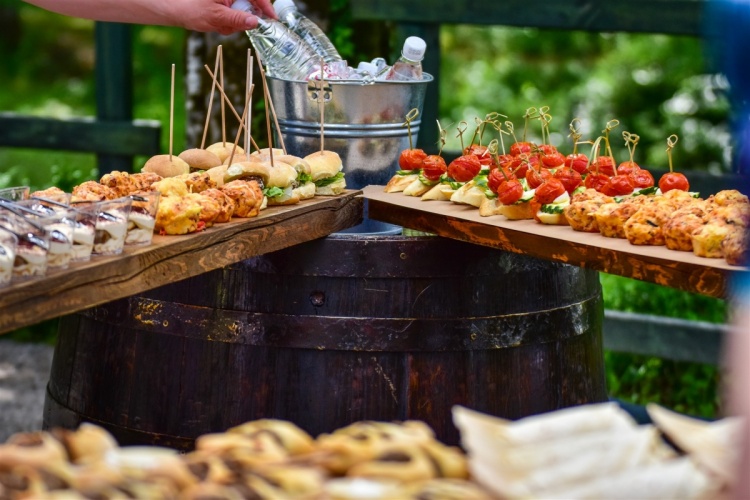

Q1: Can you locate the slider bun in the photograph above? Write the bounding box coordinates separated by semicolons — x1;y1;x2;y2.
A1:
178;148;222;171
205;165;228;187
304;150;343;181
267;161;298;188
224;161;270;186
251;148;285;159
207;142;244;163
275;155;311;176
142;154;190;178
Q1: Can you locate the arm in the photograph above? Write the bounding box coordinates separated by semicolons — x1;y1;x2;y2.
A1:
23;0;276;34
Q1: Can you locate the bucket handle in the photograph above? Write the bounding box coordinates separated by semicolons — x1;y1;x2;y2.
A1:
308;79;333;103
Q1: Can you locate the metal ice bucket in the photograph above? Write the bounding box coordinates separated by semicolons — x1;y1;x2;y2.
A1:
267;75;433;189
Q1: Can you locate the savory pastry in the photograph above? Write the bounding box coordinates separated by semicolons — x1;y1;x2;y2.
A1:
663;204;708;251
151;177;190;198
30;186;68;202
220;180;263;218
707;189;749;207
227;419;315;456
692;222;731;258
50;423;118;465
205;165;228;188
176;171;218;193
346;440;467;482
0;431;68;469
596;202;641;239
71;181;117;202
722;226;748;266
385;172;419;193
155;195;202;235
201;188;236;223
99;171;136;198
623;205;671;246
130;172;163;192
185;193;221;228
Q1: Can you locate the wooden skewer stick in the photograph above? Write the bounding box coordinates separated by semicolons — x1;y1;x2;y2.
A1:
169;63;175;161
204;65;261;153
220;48;226;147
257;56;274;167
228;85;254;167
201;45;222;150
246;50;253;160
254;52;286;154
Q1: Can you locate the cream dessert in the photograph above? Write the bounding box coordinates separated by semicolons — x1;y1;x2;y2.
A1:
125;207;156;246
94;210;129;255
0;240;14;286
72;220;96;261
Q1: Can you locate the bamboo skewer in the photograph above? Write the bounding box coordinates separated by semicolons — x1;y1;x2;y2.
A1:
254;52;286;154
169;63;175;161
256;57;274;167
200;45;222;150
220;49;226;147
246;50;253;160
318;58;326;153
228;85;254;167
203;65;261;153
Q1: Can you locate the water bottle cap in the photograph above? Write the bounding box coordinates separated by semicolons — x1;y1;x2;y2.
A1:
402;36;426;61
273;0;296;16
357;62;379;74
231;0;257;13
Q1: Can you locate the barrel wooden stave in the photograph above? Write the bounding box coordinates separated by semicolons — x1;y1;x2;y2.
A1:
46;236;607;448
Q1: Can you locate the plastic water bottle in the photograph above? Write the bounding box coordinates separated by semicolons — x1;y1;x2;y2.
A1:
370;57;390;77
273;0;343;64
383;37;426;81
232;0;319;81
355;61;378;82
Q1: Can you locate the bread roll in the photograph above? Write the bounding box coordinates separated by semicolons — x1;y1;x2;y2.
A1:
267;161;298;188
142;154;190;178
178;148;222;171
224;161;271;186
304;150;343;181
206;142;244;163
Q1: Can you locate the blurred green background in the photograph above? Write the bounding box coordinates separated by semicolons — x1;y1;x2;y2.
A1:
0;0;728;418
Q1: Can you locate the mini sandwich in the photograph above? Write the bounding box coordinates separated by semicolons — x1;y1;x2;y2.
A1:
385;170;419;193
264;160;302;205
142;154;190;178
178;148;223;172
223;161;271;187
272;155;316;200
304;151;346;196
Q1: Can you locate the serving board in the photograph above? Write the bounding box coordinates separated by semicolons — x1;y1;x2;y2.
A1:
0;190;363;335
363;185;746;299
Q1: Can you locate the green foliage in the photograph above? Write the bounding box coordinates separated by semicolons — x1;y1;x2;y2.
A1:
440;27;731;173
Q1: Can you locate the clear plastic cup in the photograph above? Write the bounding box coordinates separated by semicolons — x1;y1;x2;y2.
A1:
0;210;50;280
70;204;97;262
85;198;133;256
15;200;76;270
126;192;160;246
0;186;30;202
0;227;18;287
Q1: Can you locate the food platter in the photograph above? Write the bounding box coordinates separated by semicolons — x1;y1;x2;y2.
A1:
0;190;362;335
363;185;746;298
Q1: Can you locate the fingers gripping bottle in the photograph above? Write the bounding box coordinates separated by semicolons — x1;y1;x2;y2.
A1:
383;36;426;81
231;0;319;81
273;0;343;64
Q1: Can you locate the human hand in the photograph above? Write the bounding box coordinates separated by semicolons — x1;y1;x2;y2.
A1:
173;0;276;34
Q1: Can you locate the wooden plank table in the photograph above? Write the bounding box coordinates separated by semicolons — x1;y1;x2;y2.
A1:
0;190;363;335
363;185;746;299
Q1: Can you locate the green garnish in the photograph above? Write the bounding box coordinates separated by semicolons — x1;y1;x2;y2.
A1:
263;186;285;198
315;172;345;187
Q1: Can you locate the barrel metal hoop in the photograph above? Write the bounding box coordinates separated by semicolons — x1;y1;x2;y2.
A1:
78;295;602;351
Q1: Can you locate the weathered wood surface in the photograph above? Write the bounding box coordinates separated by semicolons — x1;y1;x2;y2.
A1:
0;191;363;335
351;0;707;36
363;186;745;299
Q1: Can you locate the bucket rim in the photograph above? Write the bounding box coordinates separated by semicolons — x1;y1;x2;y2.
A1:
267;73;435;85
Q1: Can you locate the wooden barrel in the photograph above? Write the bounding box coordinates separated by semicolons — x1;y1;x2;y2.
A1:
44;235;607;449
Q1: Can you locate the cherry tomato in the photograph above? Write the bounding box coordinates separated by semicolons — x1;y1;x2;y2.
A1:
589;155;616;176
464;144;492;166
584;172;611;192
565;153;589;174
447;154;482;182
616;161;640;176
537;144;559;156
525;167;551;189
600;174;635;196
512;153;539;178
398;148;427;171
534;178;566;205
630;168;655;189
510;141;534;156
541;151;566;169
553;167;583;194
497;179;524;205
421;155;447;181
488;168;515;195
658;172;690;193
493;153;514;171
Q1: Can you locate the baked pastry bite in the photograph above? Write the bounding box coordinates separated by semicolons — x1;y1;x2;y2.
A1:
692;222;731;258
100;171;136;198
624;205;672;246
596;202;641;239
201;188;236;223
663;204;708;251
0;431;68;469
722;226;748;266
220;180;263;218
227;419;315;456
176;171;218;193
50;423;118;465
130;172;163;192
71;181;117;202
155;195;202;235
